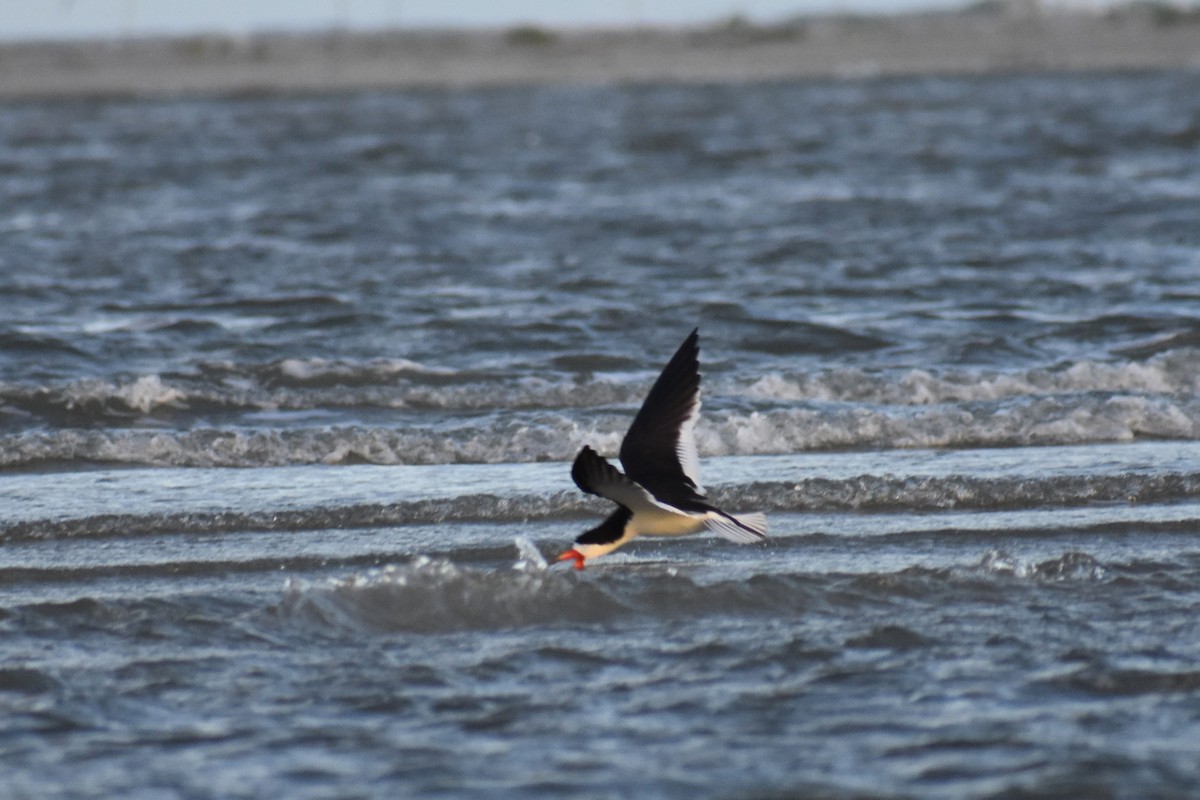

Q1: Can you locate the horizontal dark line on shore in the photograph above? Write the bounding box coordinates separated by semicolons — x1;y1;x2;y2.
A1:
3;10;1199;99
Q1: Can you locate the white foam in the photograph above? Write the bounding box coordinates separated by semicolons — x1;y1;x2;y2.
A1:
696;393;1200;455
61;375;188;414
278;555;597;633
4;388;1200;470
973;550;1106;581
742;350;1200;406
275;357;457;382
513;536;548;571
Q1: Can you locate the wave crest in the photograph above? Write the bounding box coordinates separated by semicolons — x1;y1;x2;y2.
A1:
745;350;1200;405
277;546;1119;635
279;557;624;633
4;393;1199;470
700;393;1200;454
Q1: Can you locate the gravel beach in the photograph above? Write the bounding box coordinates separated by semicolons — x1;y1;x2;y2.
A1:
2;6;1199;98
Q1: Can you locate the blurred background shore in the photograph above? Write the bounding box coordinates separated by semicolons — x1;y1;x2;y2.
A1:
3;1;1199;99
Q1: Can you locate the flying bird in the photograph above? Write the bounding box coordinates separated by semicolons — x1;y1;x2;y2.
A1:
557;329;767;569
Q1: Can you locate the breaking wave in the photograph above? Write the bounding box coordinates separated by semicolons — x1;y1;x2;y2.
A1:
744;349;1200;405
0;363;643;426
699;392;1200;454
3;347;1199;426
280;557;624;633
0;423;609;470
2;349;1199;470
3;392;1199;469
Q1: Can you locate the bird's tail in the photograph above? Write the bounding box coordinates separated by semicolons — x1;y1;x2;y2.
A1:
706;511;768;543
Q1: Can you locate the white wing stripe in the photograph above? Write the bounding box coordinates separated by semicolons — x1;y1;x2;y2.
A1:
676;394;703;493
703;511;768;543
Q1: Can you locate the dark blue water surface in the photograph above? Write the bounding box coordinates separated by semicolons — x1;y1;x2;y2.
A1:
3;70;1200;799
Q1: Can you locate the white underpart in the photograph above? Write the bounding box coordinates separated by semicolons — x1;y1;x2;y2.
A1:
586;464;703;530
574;451;766;561
572;503;705;561
573;537;633;560
574;507;765;560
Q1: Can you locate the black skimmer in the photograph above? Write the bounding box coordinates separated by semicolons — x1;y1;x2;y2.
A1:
556;329;767;570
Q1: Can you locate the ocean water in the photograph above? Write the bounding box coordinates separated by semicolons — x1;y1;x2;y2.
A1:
3;70;1200;798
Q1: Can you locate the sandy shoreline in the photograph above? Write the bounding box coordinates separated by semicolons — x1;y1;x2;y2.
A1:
2;8;1199;99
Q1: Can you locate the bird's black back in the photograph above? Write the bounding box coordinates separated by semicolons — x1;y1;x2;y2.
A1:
575;507;632;545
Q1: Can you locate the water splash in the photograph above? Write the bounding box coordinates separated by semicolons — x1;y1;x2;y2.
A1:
513;536;548;571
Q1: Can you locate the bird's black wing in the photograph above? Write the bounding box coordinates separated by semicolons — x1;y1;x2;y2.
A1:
618;328;706;509
575;507;632;546
571;445;667;511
